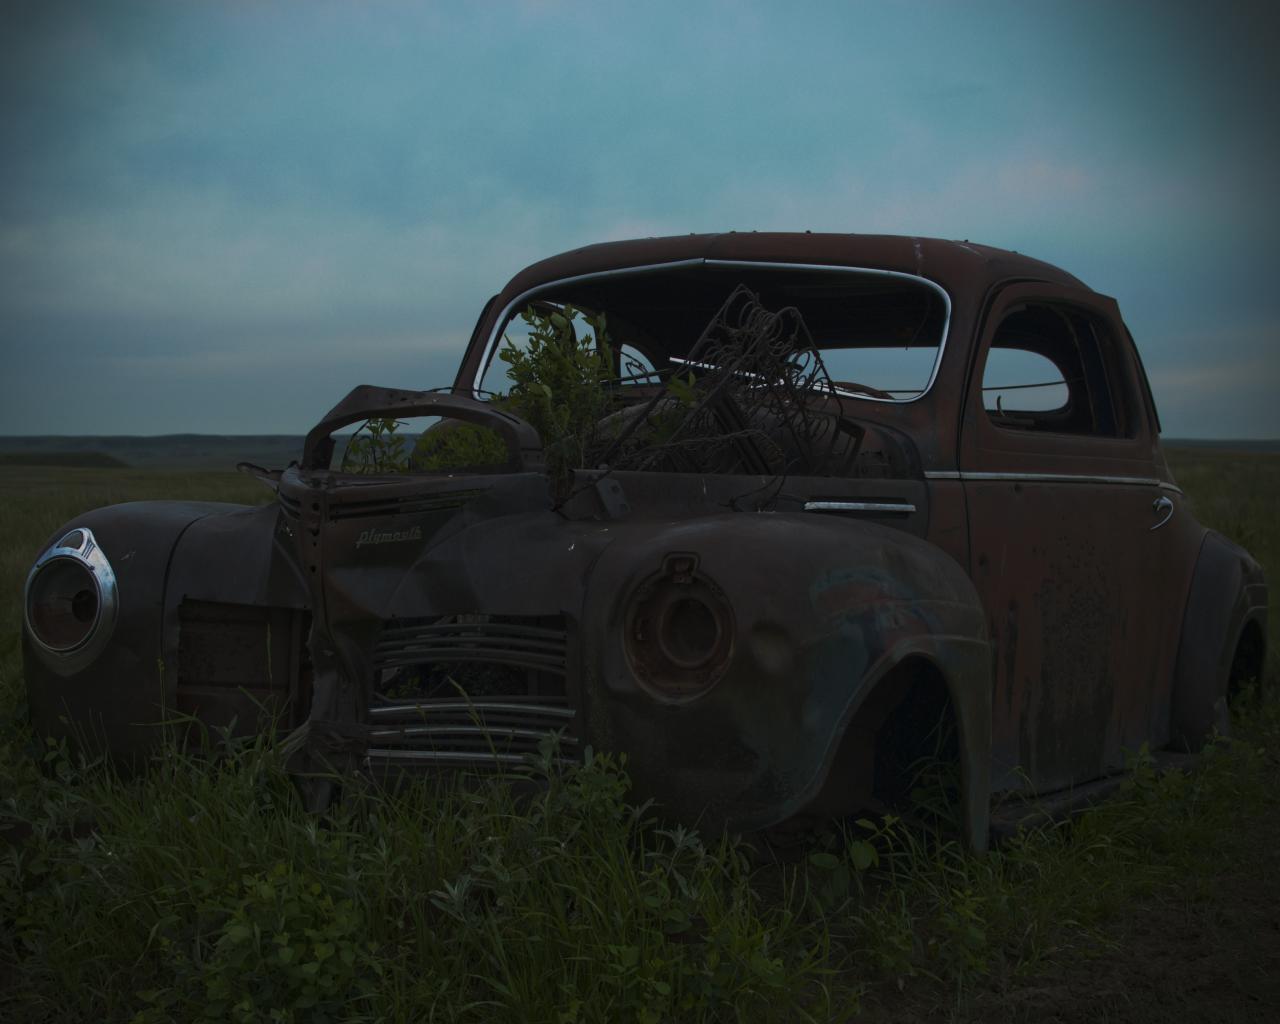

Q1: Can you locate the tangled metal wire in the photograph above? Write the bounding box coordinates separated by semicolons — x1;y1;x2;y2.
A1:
594;284;849;478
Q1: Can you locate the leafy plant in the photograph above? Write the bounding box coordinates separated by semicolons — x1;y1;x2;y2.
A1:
416;303;624;482
340;304;623;482
339;416;411;474
411;421;509;471
493;304;619;480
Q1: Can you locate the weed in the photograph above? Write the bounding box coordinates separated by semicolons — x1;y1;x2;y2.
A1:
1;451;1277;1021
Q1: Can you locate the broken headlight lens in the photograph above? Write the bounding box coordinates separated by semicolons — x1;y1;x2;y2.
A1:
24;528;119;671
625;554;734;701
27;558;100;650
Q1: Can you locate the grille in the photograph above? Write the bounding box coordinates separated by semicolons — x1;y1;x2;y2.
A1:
365;696;576;768
367;615;575;768
374;618;567;678
329;490;486;521
176;600;310;737
277;489;483;523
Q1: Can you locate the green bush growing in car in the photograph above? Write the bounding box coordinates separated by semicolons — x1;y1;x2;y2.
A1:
409;304;620;480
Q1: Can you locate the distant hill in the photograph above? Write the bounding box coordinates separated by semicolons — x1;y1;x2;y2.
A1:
0;434;1275;470
0;435;311;470
0;451;131;468
1163;439;1280;454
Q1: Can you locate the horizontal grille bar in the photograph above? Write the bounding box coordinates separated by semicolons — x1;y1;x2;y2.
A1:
368;724;579;744
374;622;568;675
367;698;574;723
365;748;577;769
330;489;486;521
364;696;576;764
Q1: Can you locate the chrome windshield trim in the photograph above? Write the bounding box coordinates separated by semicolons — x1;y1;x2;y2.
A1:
924;470;1183;493
473;259;952;405
803;500;918;514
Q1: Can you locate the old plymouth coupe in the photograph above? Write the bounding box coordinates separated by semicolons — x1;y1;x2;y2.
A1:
23;233;1268;849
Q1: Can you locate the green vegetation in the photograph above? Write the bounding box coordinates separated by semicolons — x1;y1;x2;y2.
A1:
344;305;630;484
0;451;130;468
1;451;1276;1022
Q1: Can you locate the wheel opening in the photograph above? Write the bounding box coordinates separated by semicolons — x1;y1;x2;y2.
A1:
805;660;961;827
1227;620;1265;704
872;665;961;828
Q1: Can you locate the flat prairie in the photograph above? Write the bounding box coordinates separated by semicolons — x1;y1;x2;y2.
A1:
0;447;1276;1023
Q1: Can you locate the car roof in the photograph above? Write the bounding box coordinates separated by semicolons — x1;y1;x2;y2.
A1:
496;232;1089;301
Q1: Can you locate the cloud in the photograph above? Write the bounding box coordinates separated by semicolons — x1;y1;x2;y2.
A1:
0;187;567;326
1145;325;1280;437
2;1;1278;437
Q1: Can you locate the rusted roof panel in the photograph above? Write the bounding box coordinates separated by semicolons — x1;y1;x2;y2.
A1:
496;232;1088;305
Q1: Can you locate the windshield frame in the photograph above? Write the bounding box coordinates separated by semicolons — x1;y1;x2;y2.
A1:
471;259;953;405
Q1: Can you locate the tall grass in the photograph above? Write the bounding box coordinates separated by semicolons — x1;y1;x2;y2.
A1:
4;736;849;1022
1;452;1277;1021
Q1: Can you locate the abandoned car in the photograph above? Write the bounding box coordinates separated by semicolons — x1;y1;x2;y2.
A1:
23;233;1268;849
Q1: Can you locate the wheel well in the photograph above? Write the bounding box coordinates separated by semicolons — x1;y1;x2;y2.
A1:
1228;619;1266;702
807;657;961;820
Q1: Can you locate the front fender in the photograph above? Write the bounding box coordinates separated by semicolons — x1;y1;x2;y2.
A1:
23;501;247;760
161;503;312;739
580;512;989;834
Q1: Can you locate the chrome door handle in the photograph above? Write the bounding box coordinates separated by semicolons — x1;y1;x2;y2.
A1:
1150;495;1174;531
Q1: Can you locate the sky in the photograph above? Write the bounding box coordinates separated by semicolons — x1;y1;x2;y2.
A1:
1;0;1278;438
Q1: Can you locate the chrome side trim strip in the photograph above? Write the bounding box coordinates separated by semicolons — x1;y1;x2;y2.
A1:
473;259;952;405
804;500;917;514
924;470;1183;494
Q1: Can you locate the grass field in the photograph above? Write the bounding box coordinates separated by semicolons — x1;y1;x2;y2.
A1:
1;451;1277;1022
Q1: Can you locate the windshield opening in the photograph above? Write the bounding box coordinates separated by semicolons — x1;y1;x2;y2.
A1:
478;262;949;403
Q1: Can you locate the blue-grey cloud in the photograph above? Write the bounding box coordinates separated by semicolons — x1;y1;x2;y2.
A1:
2;0;1278;436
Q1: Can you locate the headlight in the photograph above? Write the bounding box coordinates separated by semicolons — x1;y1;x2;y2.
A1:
625;553;734;701
24;527;119;673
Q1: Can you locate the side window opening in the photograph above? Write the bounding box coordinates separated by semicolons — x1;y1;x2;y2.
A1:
619;343;660;383
982;348;1069;415
983;304;1129;438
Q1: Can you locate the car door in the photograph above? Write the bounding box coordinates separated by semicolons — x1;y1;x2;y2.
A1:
958;283;1173;794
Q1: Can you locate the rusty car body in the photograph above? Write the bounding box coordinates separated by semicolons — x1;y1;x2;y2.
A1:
23;233;1269;849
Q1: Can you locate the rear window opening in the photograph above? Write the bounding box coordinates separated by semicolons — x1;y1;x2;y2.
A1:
982;304;1131;438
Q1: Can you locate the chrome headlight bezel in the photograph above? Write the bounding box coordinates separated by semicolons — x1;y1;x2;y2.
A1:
24;527;120;674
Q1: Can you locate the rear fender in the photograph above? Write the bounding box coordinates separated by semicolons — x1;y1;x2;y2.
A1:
1170;530;1268;747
